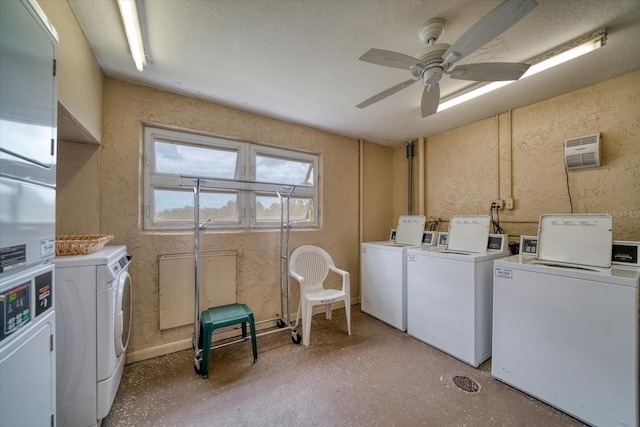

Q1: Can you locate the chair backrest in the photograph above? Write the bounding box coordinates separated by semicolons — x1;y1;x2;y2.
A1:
289;245;335;291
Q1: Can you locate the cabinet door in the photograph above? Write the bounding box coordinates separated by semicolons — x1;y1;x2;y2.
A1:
0;0;58;169
0;319;55;427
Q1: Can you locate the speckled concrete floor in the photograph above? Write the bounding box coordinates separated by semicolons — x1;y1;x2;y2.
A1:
103;305;586;427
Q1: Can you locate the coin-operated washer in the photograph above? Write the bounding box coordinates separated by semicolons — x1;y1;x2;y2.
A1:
406;215;509;367
492;214;639;427
361;215;426;331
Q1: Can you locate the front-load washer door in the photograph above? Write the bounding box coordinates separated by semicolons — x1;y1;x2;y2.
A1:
114;271;131;357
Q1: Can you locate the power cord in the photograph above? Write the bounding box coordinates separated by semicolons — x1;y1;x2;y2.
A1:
564;162;574;213
489;203;505;234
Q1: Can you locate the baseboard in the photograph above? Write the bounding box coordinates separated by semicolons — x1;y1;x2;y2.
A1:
126;299;360;364
126;339;193;364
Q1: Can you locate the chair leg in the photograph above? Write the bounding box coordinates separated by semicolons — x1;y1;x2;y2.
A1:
241;322;247;339
298;298;306;344
325;303;332;320
344;298;351;336
303;301;313;346
248;312;258;362
294;298;302;329
200;322;213;379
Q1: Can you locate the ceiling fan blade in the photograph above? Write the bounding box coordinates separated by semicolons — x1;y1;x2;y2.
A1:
449;62;530;81
442;0;538;67
356;79;420;109
359;48;424;70
421;83;440;118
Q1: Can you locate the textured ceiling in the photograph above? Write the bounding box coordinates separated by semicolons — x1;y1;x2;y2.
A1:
68;0;640;146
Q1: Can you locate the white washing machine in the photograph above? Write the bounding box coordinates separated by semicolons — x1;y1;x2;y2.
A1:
53;246;132;427
361;215;425;331
492;255;639;427
406;216;509;367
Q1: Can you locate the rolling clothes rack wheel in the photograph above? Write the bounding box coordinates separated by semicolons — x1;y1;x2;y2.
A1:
182;175;307;375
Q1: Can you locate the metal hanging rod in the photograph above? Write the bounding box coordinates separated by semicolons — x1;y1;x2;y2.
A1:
181;174;310;189
179;184;297;196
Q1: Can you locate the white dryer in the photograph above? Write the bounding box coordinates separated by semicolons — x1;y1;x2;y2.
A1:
361;215;425;331
492;255;639;427
406;216;509;367
53;246;132;427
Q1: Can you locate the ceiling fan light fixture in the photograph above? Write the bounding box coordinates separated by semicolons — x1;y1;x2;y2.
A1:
117;0;146;72
437;29;606;113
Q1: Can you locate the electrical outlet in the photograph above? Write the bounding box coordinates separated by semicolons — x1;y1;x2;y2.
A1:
491;200;504;210
505;199;514;210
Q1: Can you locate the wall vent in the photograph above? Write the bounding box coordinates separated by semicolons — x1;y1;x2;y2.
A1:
564;133;601;170
159;250;237;330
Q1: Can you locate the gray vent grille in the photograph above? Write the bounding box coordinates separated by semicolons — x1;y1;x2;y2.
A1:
565;134;599;148
564;133;601;170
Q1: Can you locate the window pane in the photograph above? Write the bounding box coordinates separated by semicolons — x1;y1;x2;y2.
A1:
154;140;238;178
255;154;314;186
255;195;314;223
154;189;239;223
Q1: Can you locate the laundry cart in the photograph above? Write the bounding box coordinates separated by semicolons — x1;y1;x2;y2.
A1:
361;215;425;331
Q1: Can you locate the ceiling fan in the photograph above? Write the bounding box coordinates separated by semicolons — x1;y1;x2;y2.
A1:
356;0;538;118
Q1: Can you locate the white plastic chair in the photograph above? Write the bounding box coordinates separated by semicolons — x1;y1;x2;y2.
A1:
289;245;351;346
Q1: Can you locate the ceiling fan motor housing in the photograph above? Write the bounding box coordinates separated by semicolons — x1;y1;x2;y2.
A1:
415;44;449;83
423;66;443;85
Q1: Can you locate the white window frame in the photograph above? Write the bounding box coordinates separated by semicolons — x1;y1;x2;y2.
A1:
143;126;319;230
249;144;318;228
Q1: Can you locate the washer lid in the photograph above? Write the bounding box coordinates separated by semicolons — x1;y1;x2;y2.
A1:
537;214;612;268
446;215;490;253
395;215;426;246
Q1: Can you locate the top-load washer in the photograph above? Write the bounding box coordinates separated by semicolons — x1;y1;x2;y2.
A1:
53;246;132;427
492;254;639;427
361;215;425;331
492;214;640;427
406;216;509;367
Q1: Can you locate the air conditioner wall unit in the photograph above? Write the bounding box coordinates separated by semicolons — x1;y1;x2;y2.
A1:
564;133;601;170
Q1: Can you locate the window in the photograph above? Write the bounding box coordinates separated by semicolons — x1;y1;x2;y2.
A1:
143;127;318;230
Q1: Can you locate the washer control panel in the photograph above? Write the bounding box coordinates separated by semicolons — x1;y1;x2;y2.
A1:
0;282;31;343
104;254;131;282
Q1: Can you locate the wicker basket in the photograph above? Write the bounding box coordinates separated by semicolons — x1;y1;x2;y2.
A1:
55;234;114;256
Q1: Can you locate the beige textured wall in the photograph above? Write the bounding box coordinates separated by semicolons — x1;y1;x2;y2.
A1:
56;140;100;235
423;70;640;241
361;141;393;242
426;117;498;219
100;79;360;356
392;145;409;222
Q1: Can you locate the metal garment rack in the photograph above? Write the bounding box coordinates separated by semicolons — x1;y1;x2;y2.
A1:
181;175;307;372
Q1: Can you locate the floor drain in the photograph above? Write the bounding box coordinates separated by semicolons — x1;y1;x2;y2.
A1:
452;375;480;393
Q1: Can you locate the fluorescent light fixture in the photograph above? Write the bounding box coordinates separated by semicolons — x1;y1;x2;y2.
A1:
438;30;606;113
117;0;146;71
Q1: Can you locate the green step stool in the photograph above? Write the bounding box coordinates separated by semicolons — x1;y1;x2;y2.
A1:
199;303;258;379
